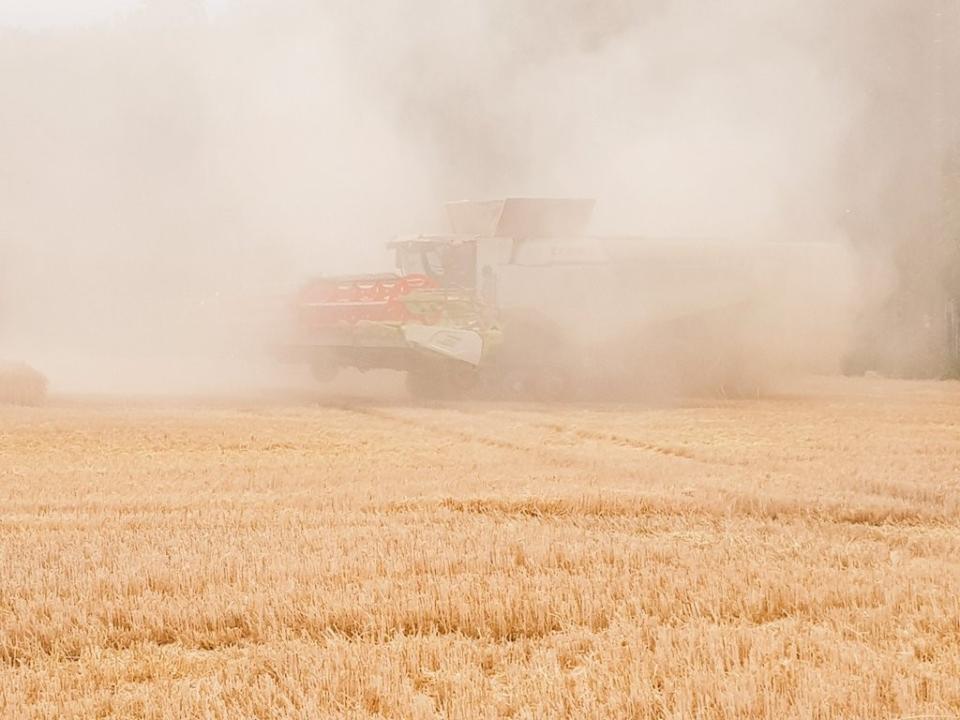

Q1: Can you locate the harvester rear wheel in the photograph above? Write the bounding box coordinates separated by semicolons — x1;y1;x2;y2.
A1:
532;365;569;402
498;367;530;399
494;364;568;402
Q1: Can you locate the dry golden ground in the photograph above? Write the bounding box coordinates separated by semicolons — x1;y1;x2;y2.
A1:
1;376;959;719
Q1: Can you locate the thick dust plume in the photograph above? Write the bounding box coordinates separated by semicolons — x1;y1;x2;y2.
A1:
0;0;954;396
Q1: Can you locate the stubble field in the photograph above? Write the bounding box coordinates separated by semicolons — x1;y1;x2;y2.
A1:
1;377;959;719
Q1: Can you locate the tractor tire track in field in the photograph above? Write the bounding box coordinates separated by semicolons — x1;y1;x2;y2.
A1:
447;405;744;468
332;405;853;527
334;404;582;469
531;421;745;468
332;403;734;475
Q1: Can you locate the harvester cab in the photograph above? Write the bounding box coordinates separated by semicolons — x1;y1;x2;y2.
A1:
389;197;596;289
391;237;477;290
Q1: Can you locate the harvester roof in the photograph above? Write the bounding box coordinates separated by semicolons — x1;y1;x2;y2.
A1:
387;235;475;249
445;198;595;237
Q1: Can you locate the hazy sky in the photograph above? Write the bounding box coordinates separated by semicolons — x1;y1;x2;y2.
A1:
0;0;227;27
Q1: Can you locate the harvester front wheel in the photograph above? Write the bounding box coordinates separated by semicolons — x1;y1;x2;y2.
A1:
406;361;477;401
310;355;340;384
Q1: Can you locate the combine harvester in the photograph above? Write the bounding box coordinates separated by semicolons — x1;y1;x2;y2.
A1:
281;199;855;400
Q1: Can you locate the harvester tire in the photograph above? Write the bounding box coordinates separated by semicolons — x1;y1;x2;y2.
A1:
406;361;477;401
532;365;569;402
493;364;567;402
310;360;340;384
406;369;439;400
498;367;530;399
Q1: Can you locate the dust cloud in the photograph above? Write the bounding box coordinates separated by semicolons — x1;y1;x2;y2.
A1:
0;0;955;396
